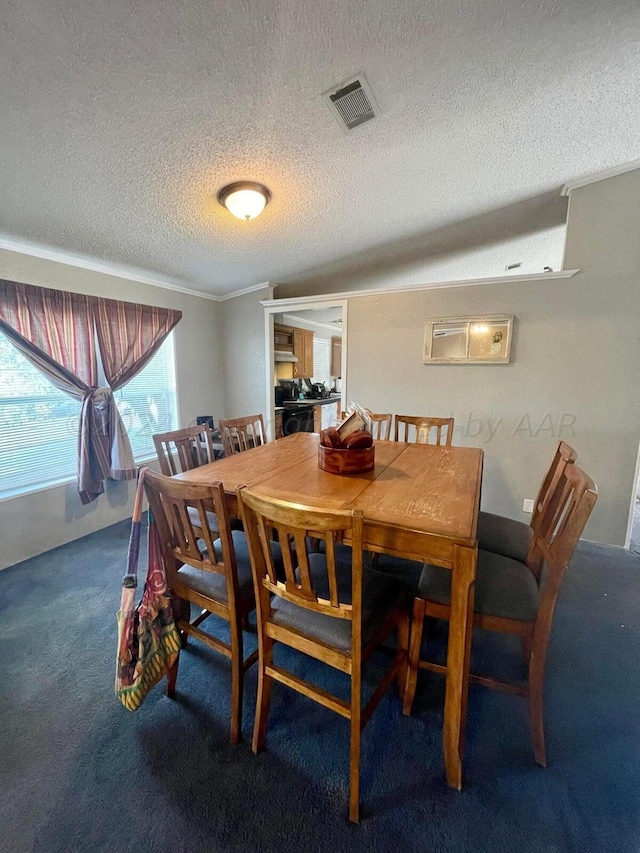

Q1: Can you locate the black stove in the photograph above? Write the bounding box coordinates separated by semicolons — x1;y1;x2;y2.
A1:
281;402;314;434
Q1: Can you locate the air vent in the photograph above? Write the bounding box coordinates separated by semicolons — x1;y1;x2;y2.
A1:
323;75;378;131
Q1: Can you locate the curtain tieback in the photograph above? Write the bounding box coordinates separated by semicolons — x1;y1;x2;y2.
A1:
83;386;113;405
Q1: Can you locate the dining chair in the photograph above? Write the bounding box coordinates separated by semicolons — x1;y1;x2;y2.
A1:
401;462;597;766
219;414;267;456
237;487;411;823
153;423;221;534
394;415;455;446
153;423;216;475
478;441;577;572
365;410;393;440
143;469;263;744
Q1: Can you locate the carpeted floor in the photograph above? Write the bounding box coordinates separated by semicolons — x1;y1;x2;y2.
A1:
1;520;639;853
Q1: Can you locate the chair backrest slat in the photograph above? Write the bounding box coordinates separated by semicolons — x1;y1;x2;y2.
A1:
530;463;597;584
219;414;267;456
544;464;597;574
257;515;280;586
531;441;577;534
394;415;455;446
325;535;339;607
153;424;215;476
293;529;315;600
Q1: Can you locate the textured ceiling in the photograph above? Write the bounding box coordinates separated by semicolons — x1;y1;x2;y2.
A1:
284;307;343;325
1;0;639;296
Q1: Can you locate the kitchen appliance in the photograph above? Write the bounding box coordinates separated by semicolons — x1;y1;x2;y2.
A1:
275;381;299;406
282;404;314;435
309;382;330;399
274;350;298;363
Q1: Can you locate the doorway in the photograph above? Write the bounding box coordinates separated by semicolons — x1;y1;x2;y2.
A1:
263;297;347;441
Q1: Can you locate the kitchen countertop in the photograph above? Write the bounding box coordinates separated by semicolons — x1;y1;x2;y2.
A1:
282;396;341;408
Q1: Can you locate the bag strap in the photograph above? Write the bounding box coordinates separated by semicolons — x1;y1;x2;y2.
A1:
122;467;148;590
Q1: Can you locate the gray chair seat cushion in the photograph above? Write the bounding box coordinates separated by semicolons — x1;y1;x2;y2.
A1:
477;511;533;565
270;552;410;652
177;530;283;606
187;505;219;533
370;554;424;594
186;506;244;534
418;549;540;622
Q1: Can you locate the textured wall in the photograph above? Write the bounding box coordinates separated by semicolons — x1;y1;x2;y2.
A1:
0;249;224;569
220;287;271;426
344;170;640;546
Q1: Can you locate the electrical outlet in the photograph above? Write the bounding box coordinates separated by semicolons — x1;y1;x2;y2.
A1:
523;498;534;513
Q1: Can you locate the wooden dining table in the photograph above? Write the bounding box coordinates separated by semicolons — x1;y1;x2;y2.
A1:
174;431;483;790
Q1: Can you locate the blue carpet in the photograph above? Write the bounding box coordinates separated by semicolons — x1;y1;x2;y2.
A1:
1;520;639;852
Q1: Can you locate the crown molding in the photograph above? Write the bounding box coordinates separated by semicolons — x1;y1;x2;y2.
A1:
218;281;273;301
0;233;277;303
261;269;580;309
561;159;640;196
0;233;222;301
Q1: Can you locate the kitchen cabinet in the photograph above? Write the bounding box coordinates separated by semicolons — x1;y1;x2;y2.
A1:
313;400;339;433
304;331;314;378
274;323;294;351
274;323;314;378
331;336;342;378
293;328;314;379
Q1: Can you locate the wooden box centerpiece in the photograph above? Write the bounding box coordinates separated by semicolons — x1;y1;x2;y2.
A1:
318;409;375;475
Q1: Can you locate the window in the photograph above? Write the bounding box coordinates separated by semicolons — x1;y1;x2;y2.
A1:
0;332;177;497
113;334;177;458
0;332;81;494
311;338;331;388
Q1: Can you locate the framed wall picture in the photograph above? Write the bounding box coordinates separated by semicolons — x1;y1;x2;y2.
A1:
423;315;514;364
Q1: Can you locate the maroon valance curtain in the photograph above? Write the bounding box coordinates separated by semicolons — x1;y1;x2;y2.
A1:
0;283;97;393
0;279;182;504
94;297;181;388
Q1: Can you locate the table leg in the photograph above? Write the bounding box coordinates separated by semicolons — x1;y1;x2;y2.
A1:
443;543;476;790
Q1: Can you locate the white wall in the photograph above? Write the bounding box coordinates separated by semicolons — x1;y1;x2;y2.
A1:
0;249;224;569
220;286;272;423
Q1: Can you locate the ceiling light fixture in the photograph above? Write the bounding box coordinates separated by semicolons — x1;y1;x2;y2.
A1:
217;181;271;221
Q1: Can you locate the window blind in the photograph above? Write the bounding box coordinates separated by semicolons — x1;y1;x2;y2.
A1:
311;338;331;388
114;333;178;458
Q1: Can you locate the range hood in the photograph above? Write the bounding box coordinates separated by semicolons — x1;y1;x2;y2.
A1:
274;350;298;363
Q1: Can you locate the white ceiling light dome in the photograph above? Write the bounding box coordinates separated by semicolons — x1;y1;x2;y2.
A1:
218;181;271;221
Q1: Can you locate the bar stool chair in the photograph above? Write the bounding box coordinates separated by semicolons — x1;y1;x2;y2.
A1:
401;462;598;766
